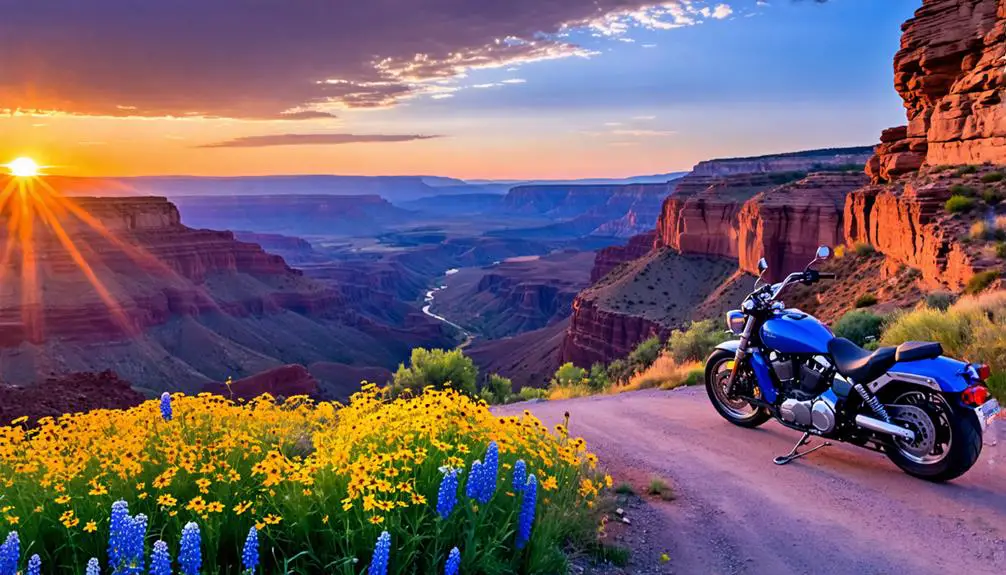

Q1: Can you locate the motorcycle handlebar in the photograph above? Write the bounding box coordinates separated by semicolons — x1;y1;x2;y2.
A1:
819;272;837;279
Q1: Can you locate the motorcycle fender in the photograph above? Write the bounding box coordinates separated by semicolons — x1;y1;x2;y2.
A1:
866;356;970;395
715;340;741;353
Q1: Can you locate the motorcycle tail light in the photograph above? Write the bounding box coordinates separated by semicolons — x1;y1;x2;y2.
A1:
977;364;992;381
962;384;989;407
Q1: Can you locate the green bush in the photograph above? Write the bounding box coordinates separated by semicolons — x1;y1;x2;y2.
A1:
627;336;663;373
551;362;588;389
392;347;479;396
964;271;998;295
983;189;1002;205
980;172;1004;183
925;291;957;311
955;165;978;176
945;195;975;213
853;242;876;256
949;184;978;196
588;363;611;392
667;319;730;363
606;359;632;385
517;386;549;401
832;310;884;346
854;293;878;308
484;373;514;404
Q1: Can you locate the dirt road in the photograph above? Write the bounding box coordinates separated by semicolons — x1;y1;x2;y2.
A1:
500;388;1005;574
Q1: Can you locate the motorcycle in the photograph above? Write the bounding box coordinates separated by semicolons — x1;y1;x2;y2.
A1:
704;246;1002;481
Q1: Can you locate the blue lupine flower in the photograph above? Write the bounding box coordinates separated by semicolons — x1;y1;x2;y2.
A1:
464;460;484;500
159;392;173;422
479;442;499;503
512;460;527;492
27;554;40;575
149;540;171;575
124;514;148;574
0;531;19;575
367;531;391;575
516;474;538;550
241;527;259;573
178;522;201;575
444;547;461;575
86;558;101;575
108;500;130;569
436;469;459;519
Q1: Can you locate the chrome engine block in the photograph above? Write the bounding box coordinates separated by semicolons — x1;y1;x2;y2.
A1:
780;395;836;433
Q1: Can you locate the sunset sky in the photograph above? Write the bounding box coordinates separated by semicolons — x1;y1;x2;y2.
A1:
1;0;919;180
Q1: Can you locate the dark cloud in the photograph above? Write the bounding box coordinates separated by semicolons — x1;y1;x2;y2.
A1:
199;134;441;148
0;0;714;120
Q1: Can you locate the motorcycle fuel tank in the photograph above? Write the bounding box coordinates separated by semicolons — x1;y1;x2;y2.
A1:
760;309;834;355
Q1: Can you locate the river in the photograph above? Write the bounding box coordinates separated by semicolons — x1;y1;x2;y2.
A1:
421;269;473;347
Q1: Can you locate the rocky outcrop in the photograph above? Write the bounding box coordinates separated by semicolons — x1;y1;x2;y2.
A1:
868;0;1005;181
844;176;979;289
560;296;669;368
738;172;869;280
591;231;657;282
0;370;144;426
687;147;874;178
202;364;319;400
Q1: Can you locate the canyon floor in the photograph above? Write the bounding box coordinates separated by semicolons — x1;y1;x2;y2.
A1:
500;388;1005;575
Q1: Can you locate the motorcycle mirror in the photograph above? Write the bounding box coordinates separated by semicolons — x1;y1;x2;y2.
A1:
816;246;831;260
757;258;768;273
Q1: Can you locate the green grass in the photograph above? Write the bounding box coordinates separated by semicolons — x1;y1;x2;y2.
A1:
614;482;636;496
950;184;978;196
980;172;1004;183
955;165;979;176
964;271;998;295
945;195;975;213
646;477;676;501
854;293;878;308
585;542;632;567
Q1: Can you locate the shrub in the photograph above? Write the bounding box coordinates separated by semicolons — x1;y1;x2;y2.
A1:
924;291;957;311
627;336;662;373
646;477;676;501
667;319;729;363
930;165;953;173
982;189;1001;205
622;354;703;391
518;386;549;401
945;195;975;213
955;165;978;176
485;373;514;404
606;359;632;386
550;362;588;389
853;242;876;257
854;293;878;308
588;363;611;392
980;172;1004;183
392;347;478;396
964;270;998;295
614;483;636;495
950;184;978;196
0;387;608;573
832;310;884;346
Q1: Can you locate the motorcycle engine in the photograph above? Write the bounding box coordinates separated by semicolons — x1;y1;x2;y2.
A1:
772;355;838;433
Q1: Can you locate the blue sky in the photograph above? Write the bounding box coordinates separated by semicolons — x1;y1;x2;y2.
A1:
2;0;921;178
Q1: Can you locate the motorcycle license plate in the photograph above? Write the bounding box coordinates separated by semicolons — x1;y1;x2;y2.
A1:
978;398;1002;429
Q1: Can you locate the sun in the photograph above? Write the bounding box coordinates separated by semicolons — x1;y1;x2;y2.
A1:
6;157;41;177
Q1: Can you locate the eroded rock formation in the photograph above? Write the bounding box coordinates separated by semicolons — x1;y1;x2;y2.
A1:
591;231;657;283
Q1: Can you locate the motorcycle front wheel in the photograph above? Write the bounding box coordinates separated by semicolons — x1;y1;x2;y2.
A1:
883;389;982;482
704;349;771;428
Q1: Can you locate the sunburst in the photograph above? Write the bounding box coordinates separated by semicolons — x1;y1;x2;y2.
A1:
1;158;172;342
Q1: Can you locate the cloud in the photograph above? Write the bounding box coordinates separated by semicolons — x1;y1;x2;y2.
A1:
610;129;675;136
632;115;657;120
0;0;727;120
711;4;733;19
199;133;442;148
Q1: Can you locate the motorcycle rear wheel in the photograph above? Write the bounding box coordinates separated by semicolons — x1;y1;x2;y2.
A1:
883;390;982;482
705;349;771;428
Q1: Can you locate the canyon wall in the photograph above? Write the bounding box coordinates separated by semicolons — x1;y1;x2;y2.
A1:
591;231;657;282
868;0;1005;182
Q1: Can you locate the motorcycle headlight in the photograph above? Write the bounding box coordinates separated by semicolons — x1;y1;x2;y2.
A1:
726;310;745;336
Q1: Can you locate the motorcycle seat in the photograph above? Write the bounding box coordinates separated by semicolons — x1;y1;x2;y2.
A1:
827;337;897;383
895;341;943;362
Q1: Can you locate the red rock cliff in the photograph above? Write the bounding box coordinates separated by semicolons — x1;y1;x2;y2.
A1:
590;231;657;282
868;0;1005;181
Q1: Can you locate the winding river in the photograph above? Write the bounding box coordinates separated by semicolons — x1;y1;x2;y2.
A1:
421;269;473;346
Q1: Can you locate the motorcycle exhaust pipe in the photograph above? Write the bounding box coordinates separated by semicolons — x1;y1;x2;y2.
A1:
855;415;916;442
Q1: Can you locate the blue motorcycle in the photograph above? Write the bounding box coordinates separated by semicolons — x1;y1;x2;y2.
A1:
705;246;1001;481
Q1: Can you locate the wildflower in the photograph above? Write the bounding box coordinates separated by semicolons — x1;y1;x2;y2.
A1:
149;541;172;575
241;527;259;573
444;547;461;575
84;521;98;533
0;531;19;575
464;460;484;500
516;474;538;550
26;554;40;575
125;514;148;574
436;469;459;519
157;495;177;508
55;495;71;505
86;558;100;575
367;531;391;575
179;522;202;575
512;459;527;492
108;500;129;569
479;442;499;503
263;514;281;525
160;392;173;421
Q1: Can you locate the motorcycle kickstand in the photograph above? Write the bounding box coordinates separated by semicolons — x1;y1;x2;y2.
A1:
773;432;832;466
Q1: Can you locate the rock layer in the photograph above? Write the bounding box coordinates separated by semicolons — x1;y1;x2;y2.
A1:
590;231;657;283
